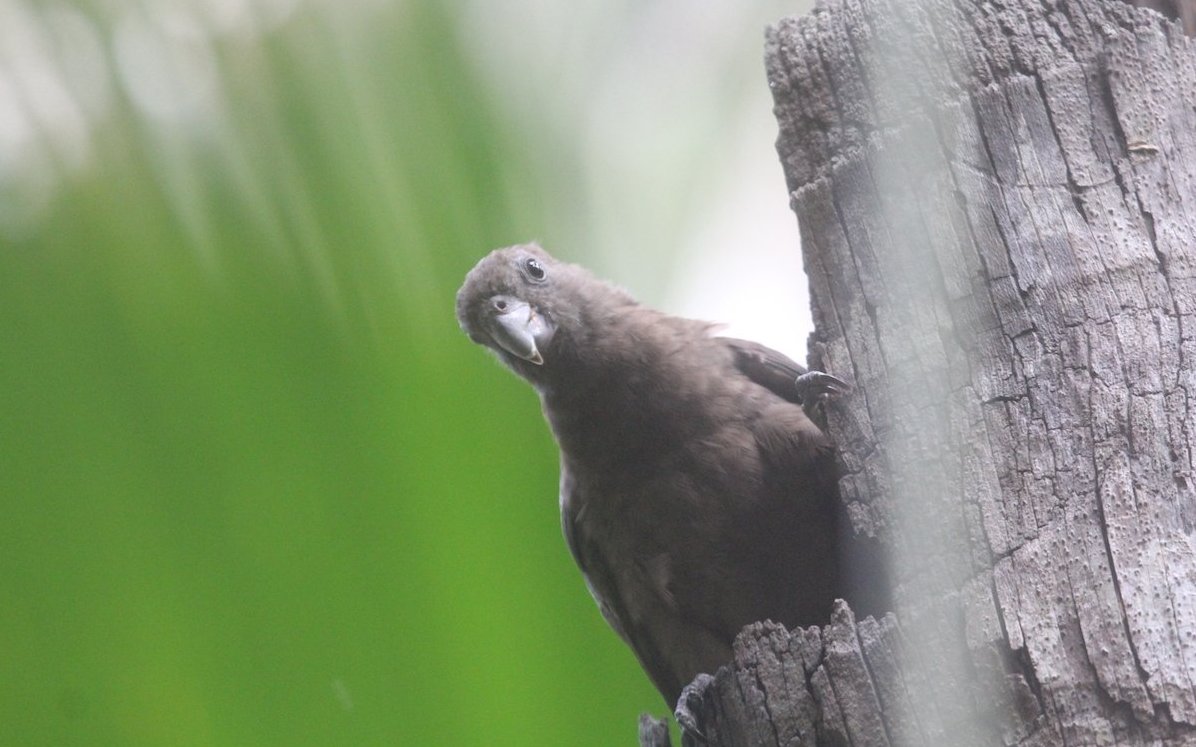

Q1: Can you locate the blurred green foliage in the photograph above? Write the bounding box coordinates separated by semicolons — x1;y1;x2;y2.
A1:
0;1;666;744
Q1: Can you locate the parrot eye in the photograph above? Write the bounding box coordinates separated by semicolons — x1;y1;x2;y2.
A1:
524;257;547;281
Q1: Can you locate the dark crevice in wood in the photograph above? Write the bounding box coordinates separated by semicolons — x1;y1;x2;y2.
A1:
1125;0;1196;34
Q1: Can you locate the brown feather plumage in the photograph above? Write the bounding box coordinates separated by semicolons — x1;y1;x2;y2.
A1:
457;243;855;706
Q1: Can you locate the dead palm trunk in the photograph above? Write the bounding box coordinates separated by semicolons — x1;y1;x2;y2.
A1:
641;0;1196;744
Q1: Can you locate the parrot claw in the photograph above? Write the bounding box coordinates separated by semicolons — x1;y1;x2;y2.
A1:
674;673;714;744
794;370;852;403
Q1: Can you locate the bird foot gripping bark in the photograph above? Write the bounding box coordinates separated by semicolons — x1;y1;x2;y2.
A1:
794;370;851;425
793;370;852;403
674;673;715;744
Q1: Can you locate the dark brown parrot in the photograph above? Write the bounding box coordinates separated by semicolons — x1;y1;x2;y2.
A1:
456;243;867;724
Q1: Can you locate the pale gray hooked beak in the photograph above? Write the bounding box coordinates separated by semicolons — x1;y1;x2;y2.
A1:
485;296;555;365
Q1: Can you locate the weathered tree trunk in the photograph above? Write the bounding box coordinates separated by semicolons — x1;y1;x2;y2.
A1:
639;0;1196;744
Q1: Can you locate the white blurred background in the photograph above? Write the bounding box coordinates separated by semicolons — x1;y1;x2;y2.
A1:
463;0;814;357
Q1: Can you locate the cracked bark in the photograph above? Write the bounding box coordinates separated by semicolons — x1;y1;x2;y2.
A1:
638;0;1196;744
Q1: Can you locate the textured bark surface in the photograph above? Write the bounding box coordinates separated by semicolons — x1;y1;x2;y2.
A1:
640;0;1196;744
677;603;905;747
